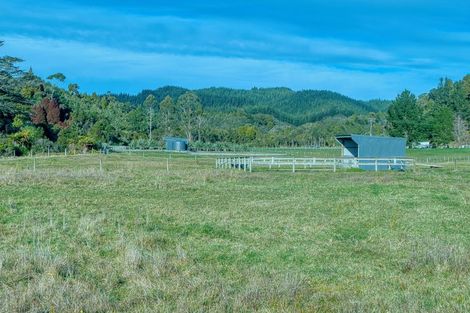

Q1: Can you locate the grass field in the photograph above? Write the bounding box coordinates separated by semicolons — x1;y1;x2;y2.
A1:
250;146;470;161
1;150;470;312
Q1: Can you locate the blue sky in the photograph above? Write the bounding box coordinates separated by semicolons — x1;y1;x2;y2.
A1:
1;0;469;99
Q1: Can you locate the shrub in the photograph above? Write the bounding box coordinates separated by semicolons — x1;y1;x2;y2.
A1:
77;135;98;152
7;126;44;155
188;141;249;152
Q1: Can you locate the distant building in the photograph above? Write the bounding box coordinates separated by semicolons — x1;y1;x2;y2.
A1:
335;134;407;170
416;141;431;149
164;137;189;152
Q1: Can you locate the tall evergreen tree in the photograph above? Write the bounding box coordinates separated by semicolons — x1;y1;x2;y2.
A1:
386;90;423;144
427;104;454;146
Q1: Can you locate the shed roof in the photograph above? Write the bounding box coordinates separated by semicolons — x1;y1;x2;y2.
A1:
163;137;189;143
336;134;405;145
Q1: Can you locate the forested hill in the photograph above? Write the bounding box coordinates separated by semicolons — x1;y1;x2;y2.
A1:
3;39;468;156
115;87;391;125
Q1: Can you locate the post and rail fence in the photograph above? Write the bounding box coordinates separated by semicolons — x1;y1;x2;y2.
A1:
215;156;415;172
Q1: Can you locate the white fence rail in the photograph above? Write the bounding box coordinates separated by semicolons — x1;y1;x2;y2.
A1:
215;157;415;172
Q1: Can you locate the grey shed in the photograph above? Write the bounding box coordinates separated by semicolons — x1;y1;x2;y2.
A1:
335;134;406;170
164;137;189;152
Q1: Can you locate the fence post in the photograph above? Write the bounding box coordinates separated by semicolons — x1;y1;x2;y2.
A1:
99;158;103;172
375;159;378;172
33;157;36;172
166;157;169;173
292;158;296;173
333;158;336;172
249;157;253;172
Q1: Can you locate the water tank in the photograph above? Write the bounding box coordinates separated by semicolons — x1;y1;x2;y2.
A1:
174;140;187;151
165;140;174;151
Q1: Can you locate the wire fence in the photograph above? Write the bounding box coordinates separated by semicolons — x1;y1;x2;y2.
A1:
1;149;469;174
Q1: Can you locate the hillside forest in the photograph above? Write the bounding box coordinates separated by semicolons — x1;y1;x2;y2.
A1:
1;40;470;155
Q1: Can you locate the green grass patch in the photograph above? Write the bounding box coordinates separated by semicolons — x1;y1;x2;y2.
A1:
0;149;470;312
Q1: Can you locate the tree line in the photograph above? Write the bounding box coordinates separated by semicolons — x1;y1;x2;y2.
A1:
116;86;390;126
387;77;470;147
1;40;469;156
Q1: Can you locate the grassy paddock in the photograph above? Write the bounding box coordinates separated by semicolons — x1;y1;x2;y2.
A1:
248;147;470;161
1;150;470;312
249;147;341;158
408;148;470;163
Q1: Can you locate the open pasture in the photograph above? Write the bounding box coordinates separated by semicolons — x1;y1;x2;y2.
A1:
1;149;470;312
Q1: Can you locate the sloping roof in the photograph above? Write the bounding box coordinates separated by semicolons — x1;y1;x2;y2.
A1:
337;134;405;145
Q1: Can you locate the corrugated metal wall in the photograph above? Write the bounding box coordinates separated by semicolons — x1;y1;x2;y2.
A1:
336;135;406;170
351;135;405;158
164;137;188;151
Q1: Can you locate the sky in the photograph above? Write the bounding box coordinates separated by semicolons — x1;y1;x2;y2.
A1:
1;0;469;100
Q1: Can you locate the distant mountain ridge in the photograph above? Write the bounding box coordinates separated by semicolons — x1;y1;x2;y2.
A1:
114;86;391;126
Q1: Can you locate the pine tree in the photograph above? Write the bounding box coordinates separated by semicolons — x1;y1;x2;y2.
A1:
386;90;423;144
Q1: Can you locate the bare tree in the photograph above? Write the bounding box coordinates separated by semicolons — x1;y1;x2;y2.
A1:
453;115;470;147
195;106;205;141
143;94;156;144
176;92;202;142
159;96;175;136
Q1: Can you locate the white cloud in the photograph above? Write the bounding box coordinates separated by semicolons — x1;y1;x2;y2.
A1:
2;35;455;99
0;1;397;66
